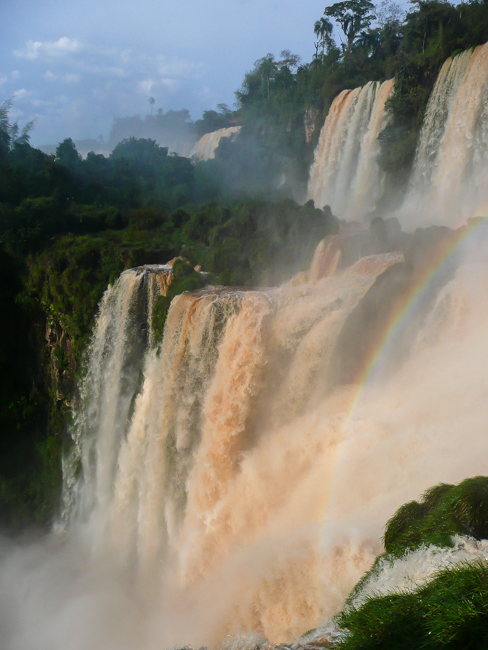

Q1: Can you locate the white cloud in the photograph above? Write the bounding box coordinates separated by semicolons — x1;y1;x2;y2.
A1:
11;37;212;146
13;88;34;100
82;64;127;77
64;73;81;84
14;37;83;60
138;79;154;93
11;70;20;80
44;70;81;84
31;98;55;108
160;78;180;91
155;56;202;77
138;76;181;95
13;38;202;92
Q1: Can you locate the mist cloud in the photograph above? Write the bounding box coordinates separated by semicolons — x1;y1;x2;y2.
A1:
1;0;321;147
6;37;207;146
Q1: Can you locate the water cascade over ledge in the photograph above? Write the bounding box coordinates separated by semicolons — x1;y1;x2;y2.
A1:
402;42;488;226
191;127;242;160
307;80;394;218
3;222;488;649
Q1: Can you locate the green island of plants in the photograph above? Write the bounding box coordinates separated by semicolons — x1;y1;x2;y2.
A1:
332;477;488;649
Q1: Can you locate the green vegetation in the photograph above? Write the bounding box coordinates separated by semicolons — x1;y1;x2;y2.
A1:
331;477;488;649
337;563;488;649
384;477;488;557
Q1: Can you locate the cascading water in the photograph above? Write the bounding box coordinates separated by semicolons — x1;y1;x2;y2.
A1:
307;79;394;218
191;127;242;160
4;222;488;649
402;42;488;226
61;264;173;524
61;248;406;645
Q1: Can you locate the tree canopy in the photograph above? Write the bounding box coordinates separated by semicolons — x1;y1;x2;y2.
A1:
325;0;377;53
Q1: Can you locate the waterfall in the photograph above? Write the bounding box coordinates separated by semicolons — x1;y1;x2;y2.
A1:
307;79;394;218
61;264;173;523
56;248;407;642
5;225;488;649
403;42;488;226
191;126;242;160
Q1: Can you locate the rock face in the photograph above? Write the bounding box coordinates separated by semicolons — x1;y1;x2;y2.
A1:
45;317;76;409
303;106;321;145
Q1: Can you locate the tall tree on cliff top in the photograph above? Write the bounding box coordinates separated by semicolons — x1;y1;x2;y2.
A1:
314;16;335;56
324;0;377;54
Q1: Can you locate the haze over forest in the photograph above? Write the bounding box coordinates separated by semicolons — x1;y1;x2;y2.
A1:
2;0;326;148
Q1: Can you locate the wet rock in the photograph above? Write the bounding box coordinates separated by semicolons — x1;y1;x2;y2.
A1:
331;261;412;383
405;225;453;272
45;317;75;407
370;216;404;253
303;106;321;145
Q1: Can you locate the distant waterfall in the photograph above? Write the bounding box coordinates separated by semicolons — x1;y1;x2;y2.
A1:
307;79;394;218
403;42;488;226
191;126;241;160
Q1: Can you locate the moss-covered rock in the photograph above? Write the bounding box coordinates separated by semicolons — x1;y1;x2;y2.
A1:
384;477;488;557
151;259;207;345
337;562;488;649
334;477;488;649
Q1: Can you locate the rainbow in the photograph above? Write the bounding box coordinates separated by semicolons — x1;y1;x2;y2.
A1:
348;216;488;413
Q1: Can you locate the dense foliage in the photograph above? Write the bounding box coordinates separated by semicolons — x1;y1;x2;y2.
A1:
333;477;488;649
383;477;488;557
337;562;488;649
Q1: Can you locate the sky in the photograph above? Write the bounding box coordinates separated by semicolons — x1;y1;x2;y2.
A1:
1;0;327;148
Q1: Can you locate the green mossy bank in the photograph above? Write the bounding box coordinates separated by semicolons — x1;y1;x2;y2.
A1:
332;477;488;649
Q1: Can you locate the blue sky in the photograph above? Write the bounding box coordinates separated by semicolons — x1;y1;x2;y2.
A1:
1;0;327;147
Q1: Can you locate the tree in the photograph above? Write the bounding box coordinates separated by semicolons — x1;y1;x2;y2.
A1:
236;54;277;105
257;54;277;100
324;0;376;54
376;0;405;28
55;138;81;170
278;49;301;72
0;99;34;159
314;16;335;56
149;96;155;116
357;27;382;57
404;0;460;57
110;137;168;167
217;103;231;115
